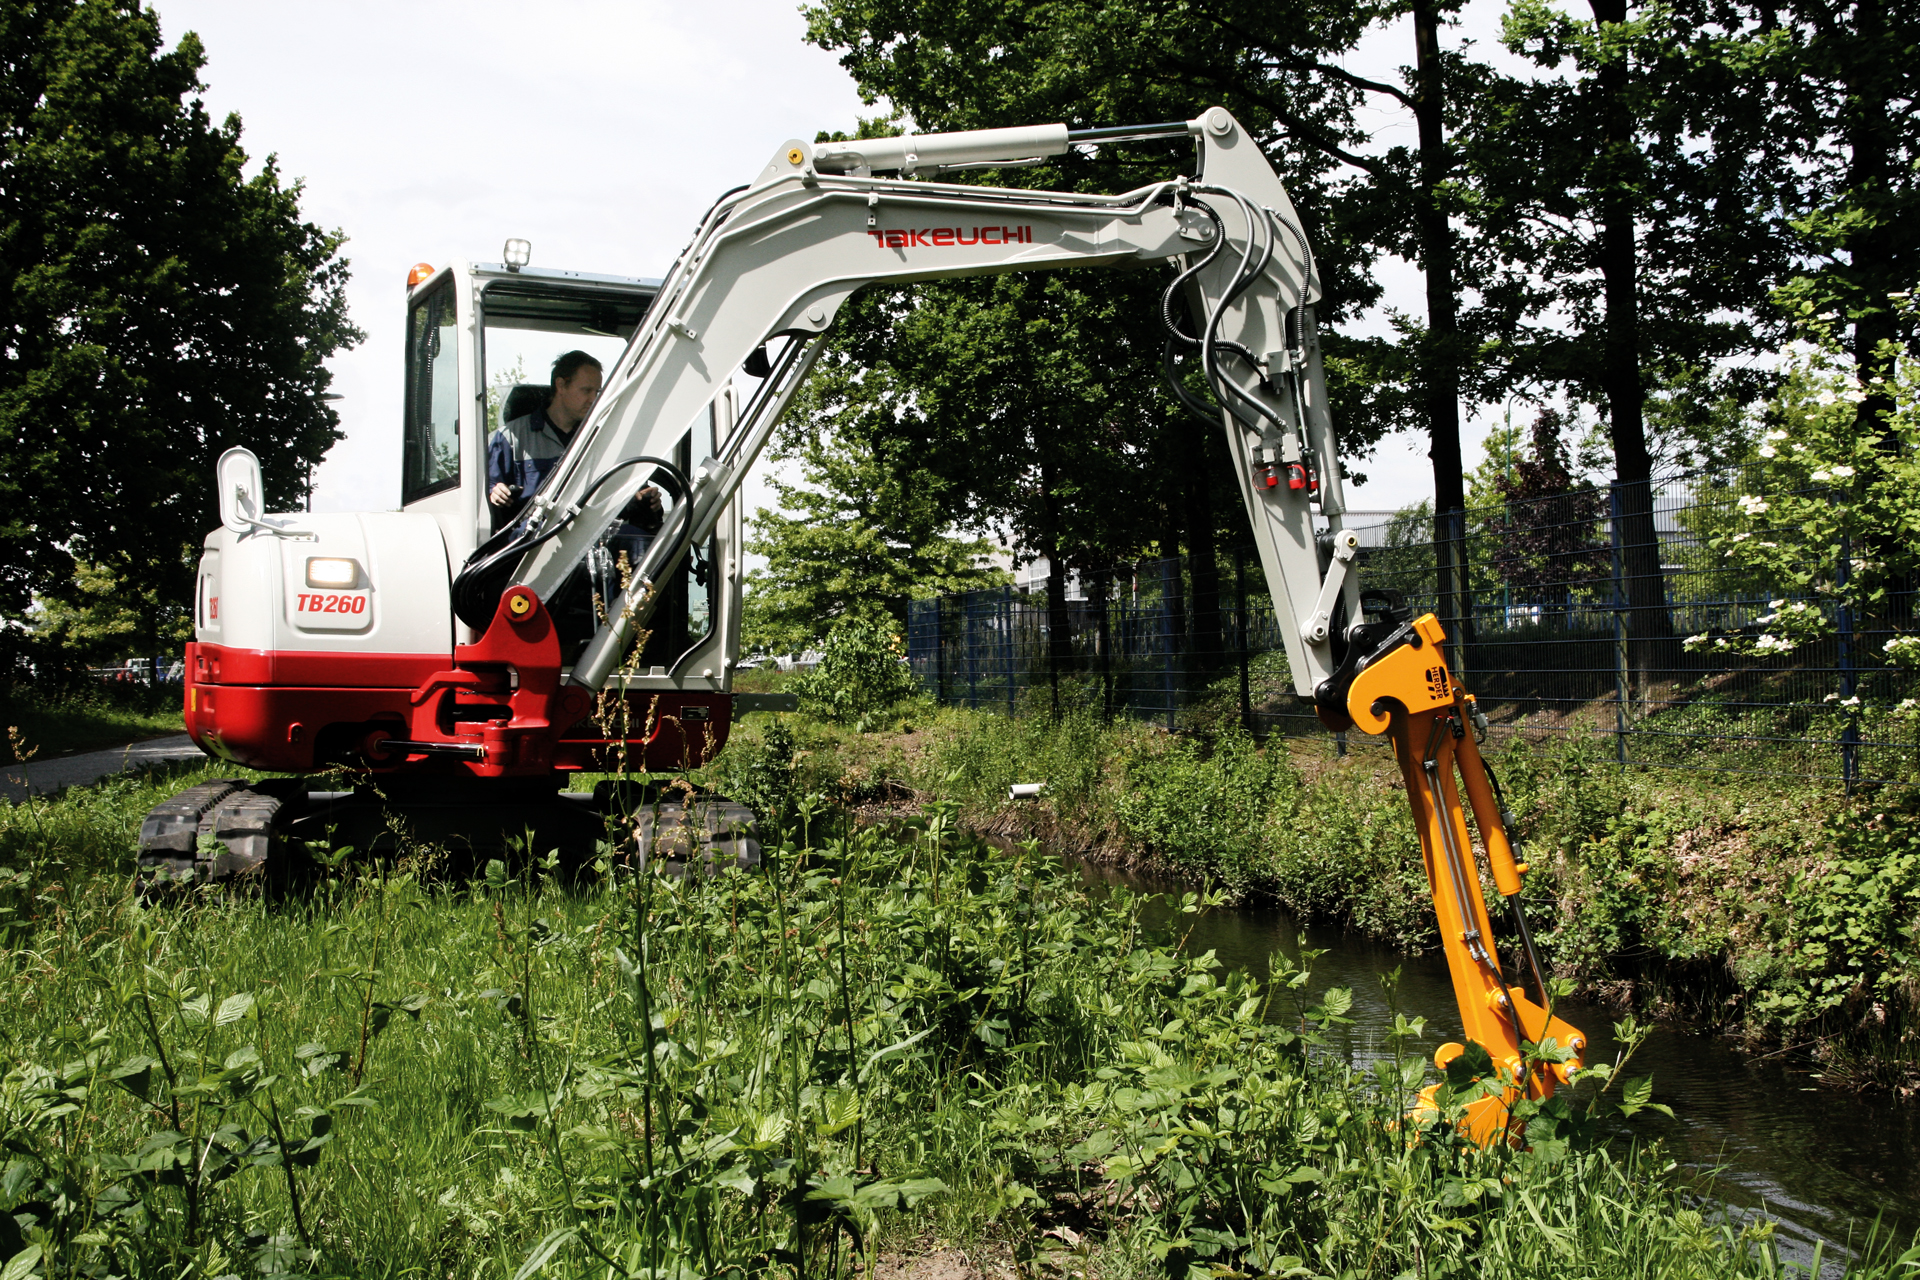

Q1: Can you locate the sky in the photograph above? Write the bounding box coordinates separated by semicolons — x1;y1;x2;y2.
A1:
150;0;1522;528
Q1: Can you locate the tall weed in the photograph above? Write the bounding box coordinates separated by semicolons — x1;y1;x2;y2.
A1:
7;784;1894;1278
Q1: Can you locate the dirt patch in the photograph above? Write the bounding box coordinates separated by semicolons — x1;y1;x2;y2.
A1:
868;1244;1018;1280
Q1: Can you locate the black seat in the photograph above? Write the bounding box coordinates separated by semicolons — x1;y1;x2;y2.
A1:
501;383;546;423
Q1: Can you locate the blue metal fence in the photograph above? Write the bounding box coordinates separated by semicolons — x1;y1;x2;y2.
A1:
906;467;1920;788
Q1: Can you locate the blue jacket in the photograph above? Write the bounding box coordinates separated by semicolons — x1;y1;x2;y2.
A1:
487;407;666;536
487;408;574;525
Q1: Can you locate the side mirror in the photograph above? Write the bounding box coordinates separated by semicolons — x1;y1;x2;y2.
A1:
217;447;266;533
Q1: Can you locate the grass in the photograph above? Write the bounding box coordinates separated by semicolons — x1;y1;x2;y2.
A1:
1;682;184;762
7;761;1914;1278
705;691;1920;1086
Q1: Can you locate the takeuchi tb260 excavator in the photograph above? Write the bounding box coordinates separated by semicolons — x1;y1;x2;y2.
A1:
141;107;1583;1142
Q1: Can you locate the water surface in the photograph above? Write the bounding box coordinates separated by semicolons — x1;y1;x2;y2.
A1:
1079;858;1919;1256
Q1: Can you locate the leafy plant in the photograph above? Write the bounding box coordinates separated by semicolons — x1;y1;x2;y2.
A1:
1686;294;1920;660
792;619;919;728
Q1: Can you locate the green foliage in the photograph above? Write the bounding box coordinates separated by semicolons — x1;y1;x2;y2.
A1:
791;620;920;728
714;716;800;828
0;3;360;652
921;695;1122;826
1115;726;1296;890
4;768;1887;1279
1685;298;1920;660
1743;803;1920;1029
1277;763;1437;949
798;273;1197;590
31;561;192;665
743;386;1007;655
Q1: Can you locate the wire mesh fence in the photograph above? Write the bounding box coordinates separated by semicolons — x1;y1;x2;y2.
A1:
906;466;1920;788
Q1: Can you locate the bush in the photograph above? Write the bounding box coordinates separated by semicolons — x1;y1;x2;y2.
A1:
1115;725;1296;890
792;620;918;728
712;716;799;828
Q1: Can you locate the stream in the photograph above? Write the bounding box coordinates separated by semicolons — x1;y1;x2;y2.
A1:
1078;858;1920;1257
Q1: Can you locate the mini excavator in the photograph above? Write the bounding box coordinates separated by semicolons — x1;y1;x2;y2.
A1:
140;107;1583;1141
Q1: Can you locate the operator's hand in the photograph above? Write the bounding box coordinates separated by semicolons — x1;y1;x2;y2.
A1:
489;482;514;506
634;484;664;525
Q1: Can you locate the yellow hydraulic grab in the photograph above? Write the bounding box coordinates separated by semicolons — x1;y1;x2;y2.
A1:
1332;610;1586;1145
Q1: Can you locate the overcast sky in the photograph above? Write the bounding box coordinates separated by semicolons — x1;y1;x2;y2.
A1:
150;0;1516;527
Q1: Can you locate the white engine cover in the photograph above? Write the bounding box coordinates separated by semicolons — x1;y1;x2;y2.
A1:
195;512;452;659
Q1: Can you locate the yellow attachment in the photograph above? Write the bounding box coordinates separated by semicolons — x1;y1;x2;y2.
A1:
787;147;805;165
1454;706;1524;896
1345;613;1453;734
508;594;533;618
1346;613;1585;1147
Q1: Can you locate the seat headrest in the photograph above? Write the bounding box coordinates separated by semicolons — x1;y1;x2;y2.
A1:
501;383;548;424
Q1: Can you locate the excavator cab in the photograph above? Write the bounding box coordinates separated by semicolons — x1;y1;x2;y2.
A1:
398;259;731;675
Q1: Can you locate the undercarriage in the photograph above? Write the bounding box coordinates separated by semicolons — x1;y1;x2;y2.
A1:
136;774;761;887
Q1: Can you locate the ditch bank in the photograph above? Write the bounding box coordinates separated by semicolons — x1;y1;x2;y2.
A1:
1083;855;1920;1257
708;703;1920;1092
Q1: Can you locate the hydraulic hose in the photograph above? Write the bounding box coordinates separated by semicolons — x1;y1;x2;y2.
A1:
1157;183;1296;443
452;455;691;631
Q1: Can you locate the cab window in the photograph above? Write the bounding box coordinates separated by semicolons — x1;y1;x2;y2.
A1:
403;281;461;503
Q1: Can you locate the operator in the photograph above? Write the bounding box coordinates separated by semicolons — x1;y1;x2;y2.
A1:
487;350;665;536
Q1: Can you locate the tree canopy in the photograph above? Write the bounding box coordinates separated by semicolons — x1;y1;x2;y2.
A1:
766;0;1917;656
743;357;1008;654
0;0;360;664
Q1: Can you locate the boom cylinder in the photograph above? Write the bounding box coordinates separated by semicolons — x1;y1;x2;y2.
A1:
813;124;1070;174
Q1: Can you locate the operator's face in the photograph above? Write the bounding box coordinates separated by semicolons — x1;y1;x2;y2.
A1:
550;364;603;429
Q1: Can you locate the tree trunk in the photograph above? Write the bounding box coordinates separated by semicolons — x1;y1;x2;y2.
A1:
1088;566;1114;720
1413;0;1474;654
1037;456;1075;684
1183;414;1224;672
1832;0;1913;622
1841;0;1900;415
1589;0;1672;686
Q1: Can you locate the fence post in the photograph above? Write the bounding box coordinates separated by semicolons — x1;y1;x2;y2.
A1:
1161;558;1177;732
1233;547;1253;733
1098;571;1114;721
1004;585;1016;717
933;598;948;704
1837;524;1857;790
966;591;980;710
1608;482;1630;767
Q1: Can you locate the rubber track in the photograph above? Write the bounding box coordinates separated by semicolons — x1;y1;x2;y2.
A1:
634;794;760;875
137;780;289;884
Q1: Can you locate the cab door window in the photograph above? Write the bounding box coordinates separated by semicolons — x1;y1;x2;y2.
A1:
403;282;461;503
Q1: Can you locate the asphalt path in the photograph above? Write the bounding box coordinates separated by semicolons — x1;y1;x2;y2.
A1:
1;734;209;804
